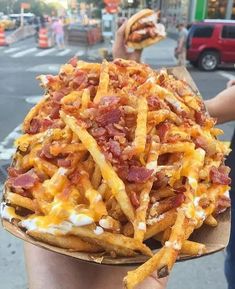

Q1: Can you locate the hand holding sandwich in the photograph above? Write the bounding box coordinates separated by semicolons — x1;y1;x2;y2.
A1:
112;21;143;62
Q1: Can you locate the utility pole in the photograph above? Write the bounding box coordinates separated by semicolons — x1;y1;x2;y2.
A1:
226;0;233;19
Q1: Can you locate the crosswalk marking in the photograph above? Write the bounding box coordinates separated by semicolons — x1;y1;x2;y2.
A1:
12;47;37;58
35;47;57;57
56;48;71;56
75;51;84;57
4;47;23;54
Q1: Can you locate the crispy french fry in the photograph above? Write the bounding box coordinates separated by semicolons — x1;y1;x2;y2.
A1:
134;141;159;241
61;112;135;222
180;240;206;256
81;88;90;109
205;214;218;227
93;60;109;104
133;96;148;154
27;230;103;252
144;209;177;240
91;164;102;190
6;192;38;212
70;226;152;257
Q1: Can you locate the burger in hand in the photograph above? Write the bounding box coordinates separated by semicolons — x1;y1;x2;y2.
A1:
125;9;166;50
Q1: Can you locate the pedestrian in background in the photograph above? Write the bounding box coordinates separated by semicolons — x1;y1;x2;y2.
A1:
52;17;65;50
175;23;188;66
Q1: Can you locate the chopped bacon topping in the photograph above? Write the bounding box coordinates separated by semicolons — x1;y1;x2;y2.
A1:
26;118;41;134
95;108;122;126
57;159;72;168
157;122;170;142
10;170;39;190
195;111;206;126
40;144;54;159
49;103;61;119
106;124;125;137
91;127;106;137
100;96;120;107
210;166;231;185
130;191;140;208
41;119;53;130
215;195;231;215
108;139;121;157
153;171;169;189
127;166;153;183
52;91;64;103
7;167;25;178
73;71;87;89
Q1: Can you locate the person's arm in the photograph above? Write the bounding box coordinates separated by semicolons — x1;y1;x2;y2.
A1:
205;85;235;124
112;21;143;62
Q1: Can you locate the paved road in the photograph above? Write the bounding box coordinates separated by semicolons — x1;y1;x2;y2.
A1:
0;37;234;289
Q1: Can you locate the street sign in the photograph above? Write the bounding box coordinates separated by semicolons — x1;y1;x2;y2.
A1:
21;3;31;10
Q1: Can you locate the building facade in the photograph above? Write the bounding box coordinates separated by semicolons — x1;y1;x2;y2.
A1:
157;0;235;30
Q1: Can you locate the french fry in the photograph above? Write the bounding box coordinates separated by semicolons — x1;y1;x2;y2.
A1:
205;214;218;227
6;192;38;212
81;88;90;110
27;230;103;252
91;164;102;190
61;112;135;222
144;209;177;240
93;60;109;104
70;226;152;257
134;141;159;241
133;96;148;154
180;240;206;256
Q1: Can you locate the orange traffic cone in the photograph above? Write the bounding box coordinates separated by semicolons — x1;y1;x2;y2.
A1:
0;27;8;46
38;28;53;49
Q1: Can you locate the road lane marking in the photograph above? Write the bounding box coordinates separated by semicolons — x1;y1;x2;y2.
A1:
25;96;42;104
0;125;21;161
27;64;60;73
56;48;71;56
75;51;84;57
12;47;37;58
35;48;57;57
4;47;24;54
217;71;235;81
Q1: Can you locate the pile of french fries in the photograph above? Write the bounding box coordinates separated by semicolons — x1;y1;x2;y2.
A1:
1;58;231;289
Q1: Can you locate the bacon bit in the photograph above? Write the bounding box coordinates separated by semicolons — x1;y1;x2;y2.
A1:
73;71;87;89
127;166;153;183
49;103;61;120
174;186;186;194
68;170;81;185
100;96;120;107
106;124;125;137
88;74;99;86
88;85;96;98
108;139;121;157
117;163;129;181
130;191;140;208
52;91;64;102
27;118;41;134
57;159;72;168
96;108;122;126
147;96;161;110
91;127;106;137
215;195;231;215
171;193;185;208
68;57;78;67
11;170;39;190
210;166;231;185
195;111;206;126
157;122;170;142
40;144;54;160
194;136;216;156
157;153;170;165
7;167;25;178
41;119;53;130
153;171;169;189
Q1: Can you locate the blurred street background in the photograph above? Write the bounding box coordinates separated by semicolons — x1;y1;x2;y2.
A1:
1;0;235;289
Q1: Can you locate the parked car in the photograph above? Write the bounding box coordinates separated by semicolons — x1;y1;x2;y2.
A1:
187;20;235;71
